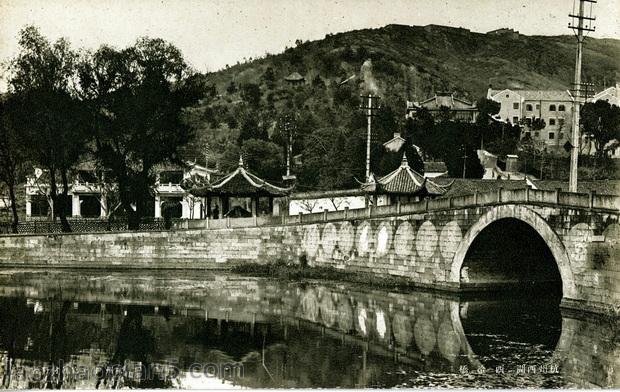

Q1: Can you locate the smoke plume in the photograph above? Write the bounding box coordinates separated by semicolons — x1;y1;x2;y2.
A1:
360;59;378;95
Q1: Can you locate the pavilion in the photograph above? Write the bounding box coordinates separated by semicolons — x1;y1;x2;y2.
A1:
284;72;305;86
185;156;293;218
361;154;452;205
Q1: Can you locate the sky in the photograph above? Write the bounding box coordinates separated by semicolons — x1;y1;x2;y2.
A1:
0;0;618;79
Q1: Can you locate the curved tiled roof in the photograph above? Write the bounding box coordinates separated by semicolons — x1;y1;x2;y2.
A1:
189;156;292;197
362;154;451;196
284;72;305;82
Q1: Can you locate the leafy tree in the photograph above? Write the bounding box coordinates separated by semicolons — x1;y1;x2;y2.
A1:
240;83;262;107
226;80;237;94
0;96;27;232
241;139;284;181
311;74;325;89
475;97;500;126
7;26;89;231
332;84;358;108
262;67;276;88
204;83;218;98
581;100;620;158
237;110;268;145
298;127;363;189
78;37;204;229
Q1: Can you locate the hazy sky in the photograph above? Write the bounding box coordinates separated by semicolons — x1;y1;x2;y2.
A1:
1;0;618;76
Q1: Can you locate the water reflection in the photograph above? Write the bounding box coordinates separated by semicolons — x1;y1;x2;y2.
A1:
0;270;616;388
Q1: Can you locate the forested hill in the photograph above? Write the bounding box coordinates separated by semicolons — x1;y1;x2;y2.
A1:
182;24;620;188
205;24;619;103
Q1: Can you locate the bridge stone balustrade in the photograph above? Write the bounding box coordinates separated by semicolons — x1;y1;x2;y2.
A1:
0;189;618;317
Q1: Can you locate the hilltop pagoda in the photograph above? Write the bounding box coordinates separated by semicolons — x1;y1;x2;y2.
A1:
186;156;293;218
361;154;452;205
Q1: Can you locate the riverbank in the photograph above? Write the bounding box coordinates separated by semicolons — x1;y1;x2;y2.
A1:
231;262;571;299
231;261;419;290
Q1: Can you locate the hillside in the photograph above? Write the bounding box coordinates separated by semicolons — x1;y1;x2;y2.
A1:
182;24;620;188
204;24;619;104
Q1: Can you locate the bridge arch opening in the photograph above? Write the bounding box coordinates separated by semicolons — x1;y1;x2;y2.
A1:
459;217;562;296
451;205;577;299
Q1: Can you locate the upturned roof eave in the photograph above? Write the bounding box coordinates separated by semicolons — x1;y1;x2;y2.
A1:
190;166;293;197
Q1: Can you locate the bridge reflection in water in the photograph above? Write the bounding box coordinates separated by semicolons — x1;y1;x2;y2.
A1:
0;270;616;389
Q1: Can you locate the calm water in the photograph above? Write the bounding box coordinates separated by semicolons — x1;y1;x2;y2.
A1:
0;269;617;389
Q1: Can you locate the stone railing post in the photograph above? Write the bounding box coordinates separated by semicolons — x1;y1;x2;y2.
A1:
473;191;478;206
555;188;562;205
397;199;401;214
425;198;429;212
589;190;596;209
299;212;303;224
344;206;349;220
226;216;231;228
525;187;530;203
367;205;373;218
448;197;453;208
323;209;328;221
497;187;503;203
254;214;258;226
206;217;210;229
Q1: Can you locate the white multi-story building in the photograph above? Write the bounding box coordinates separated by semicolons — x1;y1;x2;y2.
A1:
487;88;574;151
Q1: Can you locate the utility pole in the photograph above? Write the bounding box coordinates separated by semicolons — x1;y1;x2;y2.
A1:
359;94;380;181
282;114;297;182
461;145;468;179
568;0;596;192
286;123;293;176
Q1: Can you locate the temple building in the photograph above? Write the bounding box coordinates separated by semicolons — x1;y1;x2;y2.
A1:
24;161;214;220
361;154;452;205
186;156;293;218
406;92;478;123
154;162;216;219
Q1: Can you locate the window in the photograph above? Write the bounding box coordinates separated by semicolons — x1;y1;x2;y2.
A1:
536;104;540;110
506;94;510;98
535;131;540;138
558;104;565;111
549;104;556;111
512;116;519;124
549;118;556;126
526;104;533;111
549;132;555;140
513;102;519;109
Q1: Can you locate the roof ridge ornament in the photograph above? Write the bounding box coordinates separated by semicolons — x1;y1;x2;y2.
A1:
238;154;244;167
401;153;409;167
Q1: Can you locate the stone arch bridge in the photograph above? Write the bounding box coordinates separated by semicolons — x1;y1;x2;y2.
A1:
0;188;618;317
275;188;620;317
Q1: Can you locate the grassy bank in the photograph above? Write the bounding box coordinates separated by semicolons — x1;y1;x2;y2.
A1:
230;261;418;290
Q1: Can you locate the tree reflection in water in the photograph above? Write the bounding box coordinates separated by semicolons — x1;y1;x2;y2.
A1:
0;270;616;389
